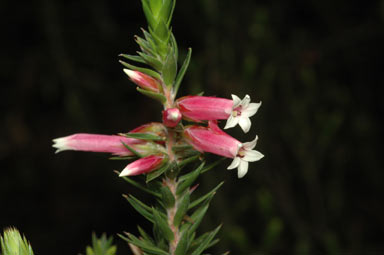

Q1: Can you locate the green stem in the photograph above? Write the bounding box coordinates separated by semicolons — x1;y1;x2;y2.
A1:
164;177;180;255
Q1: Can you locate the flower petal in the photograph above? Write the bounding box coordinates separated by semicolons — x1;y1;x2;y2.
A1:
237;160;249;178
231;94;242;108
240;95;251;108
242;102;261;117
242;135;258;150
227;157;241;170
243;150;264;162
224;114;239;129
239;116;251;133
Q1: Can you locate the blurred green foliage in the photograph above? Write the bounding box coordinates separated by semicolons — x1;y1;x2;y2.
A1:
0;0;383;254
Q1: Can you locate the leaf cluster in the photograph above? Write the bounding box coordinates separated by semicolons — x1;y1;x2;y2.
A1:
0;228;34;255
85;233;117;255
120;159;225;255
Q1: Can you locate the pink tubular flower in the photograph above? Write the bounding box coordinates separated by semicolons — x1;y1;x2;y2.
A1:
162;108;182;128
52;133;144;156
184;121;240;158
177;94;261;133
184;121;264;178
177;96;232;122
119;154;166;177
123;69;161;93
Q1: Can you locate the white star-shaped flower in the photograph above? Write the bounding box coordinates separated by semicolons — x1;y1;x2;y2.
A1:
227;136;264;178
224;94;261;133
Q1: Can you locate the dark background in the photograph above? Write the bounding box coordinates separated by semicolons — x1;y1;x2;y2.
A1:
1;0;383;254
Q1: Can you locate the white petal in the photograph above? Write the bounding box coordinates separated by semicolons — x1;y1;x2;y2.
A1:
242;102;261;117
227;157;240;170
242;135;258;150
243;150;264;162
240;95;251;108
237;160;249;178
239;117;251;133
224;115;239;129
231;94;242;108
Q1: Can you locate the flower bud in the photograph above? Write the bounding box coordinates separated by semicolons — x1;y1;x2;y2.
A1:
123;69;161;93
119;154;167;177
162;108;182;128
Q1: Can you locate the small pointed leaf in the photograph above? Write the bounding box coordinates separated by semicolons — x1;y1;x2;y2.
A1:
119;60;161;80
176;161;204;195
123;194;154;223
189;182;224;209
152;208;174;242
141;0;157;30
136;87;166;104
119;54;146;64
123;132;165;141
138;52;163;71
160;185;175;209
190;225;222;255
173;47;192;96
119;174;161;198
162;48;177;87
174;229;189;255
146;163;170;183
121;141;143;158
173;192;190;227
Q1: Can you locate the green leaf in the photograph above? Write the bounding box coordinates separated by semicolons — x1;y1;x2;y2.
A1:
161;186;175;209
149;0;162;18
167;0;176;27
86;233;117;255
176;161;204;195
137;226;155;245
123;194;154;223
189;202;210;235
173;192;190;227
177;154;201;170
174;229;189;255
152;208;174;242
201;158;225;174
136;87;167;104
190;225;222;255
121;141;143;158
173;47;192;97
135;35;157;56
189;181;224;209
119;232;168;255
162;47;177;87
159;0;173;25
146;163;170;183
119;60;161;80
123;132;165;141
119;175;161;198
1;228;34;255
141;0;157;30
154;20;170;44
138;52;163;71
119;54;146;64
170;32;178;64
